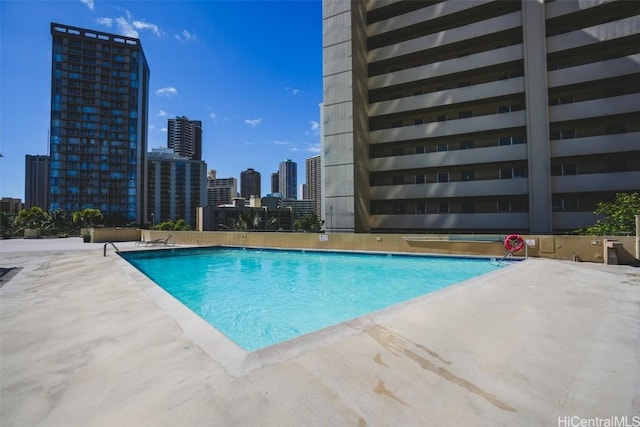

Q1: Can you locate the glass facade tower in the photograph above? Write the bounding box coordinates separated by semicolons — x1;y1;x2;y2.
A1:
49;23;150;224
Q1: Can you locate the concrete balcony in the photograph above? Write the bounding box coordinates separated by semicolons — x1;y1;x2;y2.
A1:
551;132;640;158
547;16;640;53
369;77;525;116
369;111;526;144
368;11;521;63
367;0;492;36
370;212;528;231
552;171;640;193
370;178;529;200
549;94;640;123
369;45;523;90
369;144;528;172
546;0;608;19
548;54;640;88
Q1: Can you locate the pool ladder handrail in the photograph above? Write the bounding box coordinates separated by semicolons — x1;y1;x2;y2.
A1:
103;241;121;257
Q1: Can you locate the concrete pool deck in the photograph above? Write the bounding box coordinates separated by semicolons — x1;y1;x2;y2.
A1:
1;238;639;426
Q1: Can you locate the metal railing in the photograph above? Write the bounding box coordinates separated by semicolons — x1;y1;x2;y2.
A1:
103;241;120;257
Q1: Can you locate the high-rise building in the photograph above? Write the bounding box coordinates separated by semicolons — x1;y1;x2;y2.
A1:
147;148;207;227
322;0;640;233
25;155;50;210
271;172;279;194
305;155;322;218
206;170;238;207
278;159;297;200
167;116;202;160
240;168;261;198
49;23;150;223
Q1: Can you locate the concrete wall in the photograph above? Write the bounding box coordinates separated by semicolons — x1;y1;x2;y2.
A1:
140;229;637;265
91;228;141;243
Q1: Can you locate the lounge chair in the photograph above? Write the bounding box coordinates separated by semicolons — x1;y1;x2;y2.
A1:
144;233;173;247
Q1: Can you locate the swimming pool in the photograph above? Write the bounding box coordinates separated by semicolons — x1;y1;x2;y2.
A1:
121;247;510;351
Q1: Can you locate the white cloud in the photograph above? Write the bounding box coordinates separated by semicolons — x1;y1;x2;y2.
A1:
155;87;178;97
244;118;263;127
156;110;168;117
273;140;288;145
115;16;137;37
175;30;197;43
209;112;217;122
97;17;112;27
133;20;161;37
148;124;155;130
98;8;162;38
161;128;167;133
291;143;321;153
80;0;94;10
305;120;320;136
286;86;302;96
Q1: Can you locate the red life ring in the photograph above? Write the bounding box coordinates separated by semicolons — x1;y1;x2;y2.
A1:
504;234;525;252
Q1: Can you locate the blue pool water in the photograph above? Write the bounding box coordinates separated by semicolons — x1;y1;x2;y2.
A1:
121;247;508;351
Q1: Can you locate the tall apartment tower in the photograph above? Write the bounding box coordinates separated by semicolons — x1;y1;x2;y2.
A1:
49;23;150;223
305;155;322;218
167;116;202;160
322;0;640;233
240;168;261;198
279;159;297;200
25;155;50;210
271;172;279;194
147;148;207;227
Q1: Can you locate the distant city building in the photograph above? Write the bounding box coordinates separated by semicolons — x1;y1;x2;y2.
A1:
305;155;321;218
167;116;202;160
0;198;23;215
278;159;297;200
25;155;50;210
281;198;315;218
49;23;150;223
240;168;261;198
147;148;207;227
206;170;238;207
323;1;640;233
271;172;279;193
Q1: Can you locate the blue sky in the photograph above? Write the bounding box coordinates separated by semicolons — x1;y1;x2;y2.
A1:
0;0;322;200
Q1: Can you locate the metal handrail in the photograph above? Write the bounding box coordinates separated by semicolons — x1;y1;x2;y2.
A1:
103;241;120;257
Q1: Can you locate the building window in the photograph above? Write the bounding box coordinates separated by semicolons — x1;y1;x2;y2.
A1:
461;201;475;213
562;164;577;176
414;118;424;125
391;121;403;128
393;175;404;185
500;168;513;179
607;160;627;172
437;172;449;183
414;146;425;154
553;196;579;212
391;148;404;156
460;140;474;149
415;174;426;184
458;111;472;119
438;202;449;213
393;203;404;214
461;171;474;181
605;124;625;135
552;129;577;140
436;114;447;122
550;96;575;105
437;144;448;152
497;105;522;113
416;203;426;214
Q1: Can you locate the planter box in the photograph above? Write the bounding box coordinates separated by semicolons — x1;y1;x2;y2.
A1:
24;228;42;239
